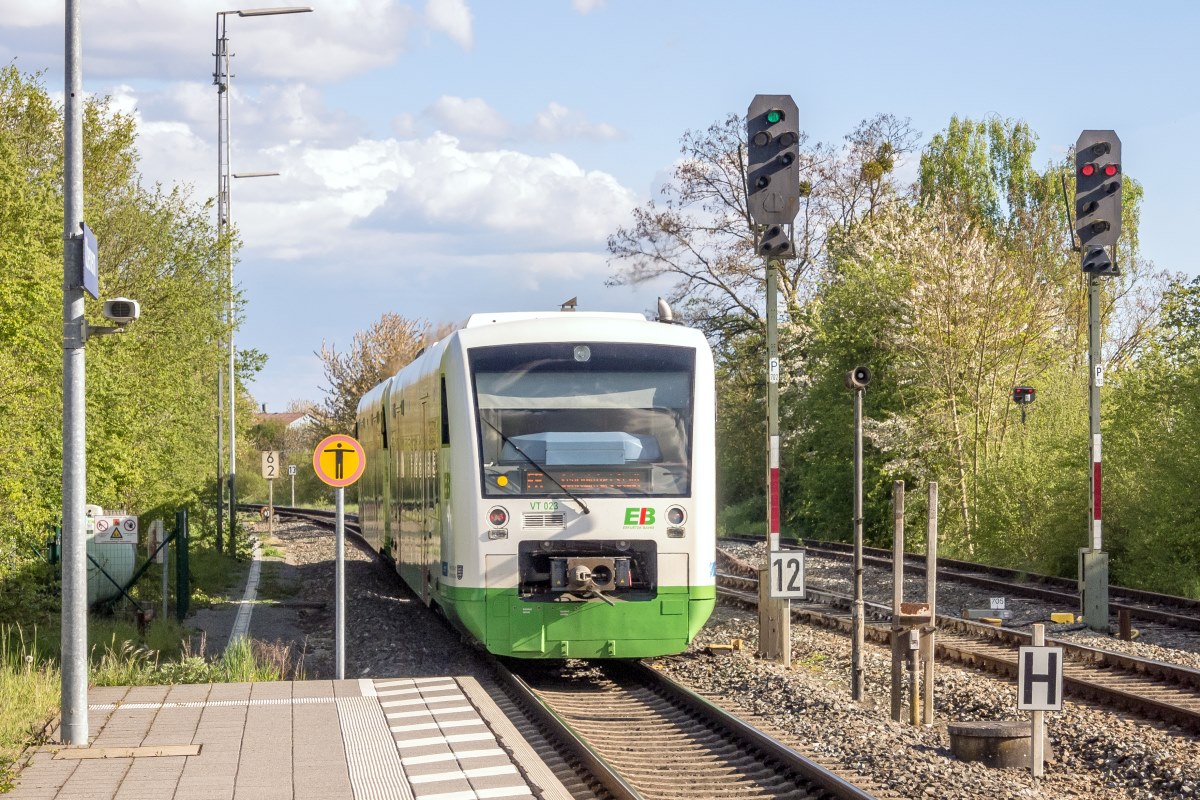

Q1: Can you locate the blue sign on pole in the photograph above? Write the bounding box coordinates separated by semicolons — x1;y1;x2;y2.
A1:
81;222;99;299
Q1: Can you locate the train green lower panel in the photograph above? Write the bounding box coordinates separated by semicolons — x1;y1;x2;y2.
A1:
438;586;716;658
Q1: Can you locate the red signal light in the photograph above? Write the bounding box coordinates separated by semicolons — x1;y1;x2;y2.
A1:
487;506;509;528
1081;163;1096;177
1103;164;1119;177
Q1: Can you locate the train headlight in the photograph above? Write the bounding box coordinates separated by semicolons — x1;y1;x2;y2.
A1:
666;506;687;526
487;506;509;539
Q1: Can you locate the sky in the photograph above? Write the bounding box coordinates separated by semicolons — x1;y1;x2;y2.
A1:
2;1;1198;411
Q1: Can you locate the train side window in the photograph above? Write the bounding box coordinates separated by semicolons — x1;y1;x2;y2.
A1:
440;376;450;445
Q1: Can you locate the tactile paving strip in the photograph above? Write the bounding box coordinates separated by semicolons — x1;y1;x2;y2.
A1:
338;695;415;800
375;678;535;800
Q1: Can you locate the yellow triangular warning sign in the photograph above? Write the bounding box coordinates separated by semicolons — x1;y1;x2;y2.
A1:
110;530;121;540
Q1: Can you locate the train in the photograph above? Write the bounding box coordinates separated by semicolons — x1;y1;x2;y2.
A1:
355;309;716;658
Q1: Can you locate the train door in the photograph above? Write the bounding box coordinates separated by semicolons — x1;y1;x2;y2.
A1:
421;398;432;604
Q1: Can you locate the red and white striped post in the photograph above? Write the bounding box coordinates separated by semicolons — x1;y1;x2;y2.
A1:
1081;275;1109;630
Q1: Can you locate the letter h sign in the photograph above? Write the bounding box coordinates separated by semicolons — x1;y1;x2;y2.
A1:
1017;646;1064;711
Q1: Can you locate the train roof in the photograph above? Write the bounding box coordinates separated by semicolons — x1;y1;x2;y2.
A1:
465;311;645;327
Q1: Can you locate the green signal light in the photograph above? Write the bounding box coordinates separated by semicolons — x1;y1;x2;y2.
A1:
766;109;784;124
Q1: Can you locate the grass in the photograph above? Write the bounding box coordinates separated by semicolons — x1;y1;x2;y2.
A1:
0;624;304;792
87;633;304;687
187;545;250;609
1;514;307;792
0;626;58;793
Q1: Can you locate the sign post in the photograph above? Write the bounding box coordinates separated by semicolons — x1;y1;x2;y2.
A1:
312;434;366;680
288;464;297;506
1018;624;1063;778
262;451;279;539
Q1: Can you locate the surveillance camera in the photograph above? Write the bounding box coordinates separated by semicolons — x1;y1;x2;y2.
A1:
102;298;140;326
844;366;871;390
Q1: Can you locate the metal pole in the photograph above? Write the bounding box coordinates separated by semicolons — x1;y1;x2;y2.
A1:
1088;276;1101;555
851;387;865;701
891;480;905;723
162;540;169;623
223;23;238;554
923;481;938;725
214;12;229;555
60;0;88;746
1083;275;1108;631
290;471;295;507
762;256;789;663
766;257;781;551
335;486;345;679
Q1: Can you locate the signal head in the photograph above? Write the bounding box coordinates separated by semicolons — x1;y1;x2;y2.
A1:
746;94;801;229
844;365;871;390
1012;386;1036;405
1074;130;1122;254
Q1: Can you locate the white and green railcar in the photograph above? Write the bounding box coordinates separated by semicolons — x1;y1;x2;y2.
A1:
356;310;716;659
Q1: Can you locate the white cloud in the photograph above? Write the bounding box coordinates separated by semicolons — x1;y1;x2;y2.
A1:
426;96;510;139
4;1;58;27
533;102;620;141
424;0;474;49
291;132;637;244
571;0;606;13
1;1;416;84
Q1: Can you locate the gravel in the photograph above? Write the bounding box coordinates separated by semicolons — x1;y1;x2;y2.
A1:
722;541;1200;670
228;522;1200;799
242;517;491;680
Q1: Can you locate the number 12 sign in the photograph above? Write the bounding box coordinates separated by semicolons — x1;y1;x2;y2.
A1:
768;550;806;599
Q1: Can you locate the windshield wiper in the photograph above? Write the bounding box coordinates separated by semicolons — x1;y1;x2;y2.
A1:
482;418;590;515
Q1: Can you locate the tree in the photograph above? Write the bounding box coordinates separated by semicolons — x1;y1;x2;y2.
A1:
833;202;1066;554
313;312;430;437
607;113;916;533
606;112;917;338
0;65;228;584
1105;277;1200;594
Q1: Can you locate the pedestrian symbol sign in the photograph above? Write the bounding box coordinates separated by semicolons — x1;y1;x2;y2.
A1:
313;434;365;488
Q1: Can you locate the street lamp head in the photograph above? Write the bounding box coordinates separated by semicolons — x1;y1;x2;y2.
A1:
236;6;313;16
233;171;280;178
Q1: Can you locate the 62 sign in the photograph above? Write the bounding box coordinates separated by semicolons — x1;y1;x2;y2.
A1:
768;550;806;599
261;451;280;480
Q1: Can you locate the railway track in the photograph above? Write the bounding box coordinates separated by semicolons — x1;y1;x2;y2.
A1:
718;547;1200;733
722;535;1200;633
241;503;361;535
261;506;882;798
496;659;882;800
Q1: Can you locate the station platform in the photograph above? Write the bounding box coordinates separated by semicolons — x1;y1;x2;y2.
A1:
8;676;573;800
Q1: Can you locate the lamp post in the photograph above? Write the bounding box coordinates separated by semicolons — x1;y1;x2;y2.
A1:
214;6;311;555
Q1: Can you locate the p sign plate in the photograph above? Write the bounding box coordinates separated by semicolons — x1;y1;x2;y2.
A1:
1017;645;1064;711
768;550;806;599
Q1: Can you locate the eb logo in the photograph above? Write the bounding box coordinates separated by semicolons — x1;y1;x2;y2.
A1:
624;507;656;526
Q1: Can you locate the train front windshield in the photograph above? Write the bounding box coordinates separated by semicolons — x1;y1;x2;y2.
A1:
470;342;695;497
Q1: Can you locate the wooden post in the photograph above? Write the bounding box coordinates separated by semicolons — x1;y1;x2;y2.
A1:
1118;608;1132;641
891;480;905;723
908;630;921;726
759;568;789;665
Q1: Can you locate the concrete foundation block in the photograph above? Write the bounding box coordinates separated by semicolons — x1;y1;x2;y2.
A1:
947;720;1052;769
